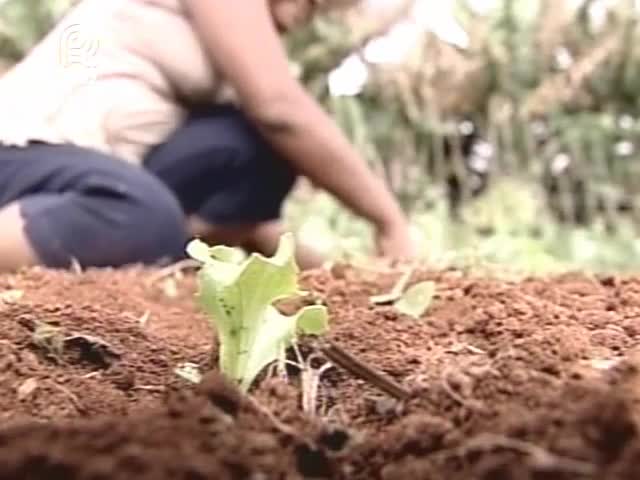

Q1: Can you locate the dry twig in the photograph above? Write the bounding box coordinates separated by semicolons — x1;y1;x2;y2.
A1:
445;343;487;355
132;385;166;393
319;340;410;400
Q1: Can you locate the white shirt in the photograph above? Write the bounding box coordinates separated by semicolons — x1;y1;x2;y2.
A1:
0;0;231;165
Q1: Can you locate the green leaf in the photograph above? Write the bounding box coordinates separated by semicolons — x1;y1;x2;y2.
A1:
210;245;247;264
296;305;330;334
394;281;436;319
185;238;215;264
186;232;329;391
186;239;246;265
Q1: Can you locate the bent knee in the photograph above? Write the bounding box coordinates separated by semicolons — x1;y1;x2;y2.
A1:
23;167;189;268
91;169;189;265
126;181;188;264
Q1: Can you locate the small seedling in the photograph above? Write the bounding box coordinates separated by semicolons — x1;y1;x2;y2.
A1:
370;268;436;319
186;232;329;392
370;268;414;305
394;281;436;319
290;342;333;418
32;321;65;360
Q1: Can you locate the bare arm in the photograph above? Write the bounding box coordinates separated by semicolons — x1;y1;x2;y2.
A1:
184;0;413;255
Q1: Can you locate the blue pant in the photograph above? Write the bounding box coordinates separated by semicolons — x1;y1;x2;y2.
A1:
0;105;296;268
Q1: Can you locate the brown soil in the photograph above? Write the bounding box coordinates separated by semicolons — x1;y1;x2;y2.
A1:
1;264;640;479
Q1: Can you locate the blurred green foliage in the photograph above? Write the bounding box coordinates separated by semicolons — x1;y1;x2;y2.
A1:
2;0;640;274
0;0;71;61
284;0;640;274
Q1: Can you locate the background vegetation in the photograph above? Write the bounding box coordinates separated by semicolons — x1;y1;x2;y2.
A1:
3;0;640;274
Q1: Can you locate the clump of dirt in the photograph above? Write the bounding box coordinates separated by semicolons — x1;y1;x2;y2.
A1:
0;266;211;422
0;370;339;480
1;264;640;479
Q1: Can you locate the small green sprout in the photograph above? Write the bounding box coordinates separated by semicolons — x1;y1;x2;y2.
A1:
370;267;436;319
394;281;436;319
186;232;329;392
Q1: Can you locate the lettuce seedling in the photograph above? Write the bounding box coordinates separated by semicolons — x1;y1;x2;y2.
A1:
186;233;328;392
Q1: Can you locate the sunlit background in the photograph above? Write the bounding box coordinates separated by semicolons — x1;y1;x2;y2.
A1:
3;0;640;274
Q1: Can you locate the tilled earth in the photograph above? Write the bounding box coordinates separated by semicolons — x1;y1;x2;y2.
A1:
0;264;640;479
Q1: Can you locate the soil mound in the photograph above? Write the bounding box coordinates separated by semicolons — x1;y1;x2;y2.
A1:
0;265;639;478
